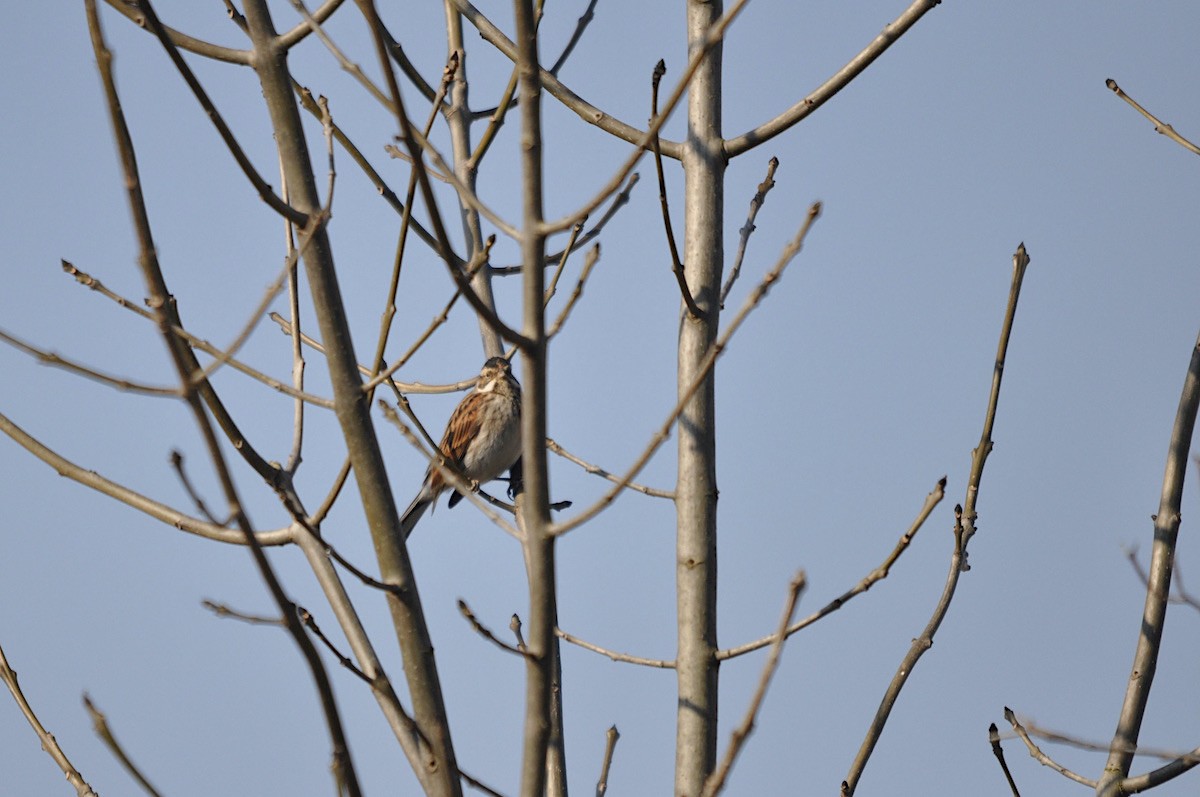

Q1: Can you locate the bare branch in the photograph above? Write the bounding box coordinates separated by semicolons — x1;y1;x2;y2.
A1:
1002;708;1096;788
719;476;944;660
0;643;100;797
555;627;674;669
83;694;165;797
721;157;778;308
595;725;619;797
553;202;822;536
1098;325;1200;796
546;437;674;499
988;722;1022;797
449;0;682;158
546;244;601;338
459;600;534;659
103;0;251;63
702;571;806;797
843;245;1030;795
133;0;308;224
0;410;291;546
1106;78;1200;157
724;0;942;157
0;326;179;396
650;59;700;319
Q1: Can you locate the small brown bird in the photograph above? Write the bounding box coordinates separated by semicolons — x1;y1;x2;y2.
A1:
399;357;522;538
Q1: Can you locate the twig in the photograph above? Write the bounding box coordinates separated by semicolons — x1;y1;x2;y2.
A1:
543;222;585;307
83;694;165;797
1126;545;1200;614
547;0;598;76
718;476;944;660
721;157;778;308
287;0;390;108
0;326;178;396
201;599;283;625
1106;79;1200;157
60;261;335;410
170;450;227;526
650;60;700;319
459;600;533;658
843;245;1030;795
724;0;942;157
1003;708;1095;788
555;627;674;668
298;606;373;684
0;410;291;546
492;173;641;275
547;244;601;338
553;202;822;536
702;571;806;797
133;0;307;224
0;643;99;797
546;437;673;499
989;722;1022;797
595;725;619;797
1099;321;1200;795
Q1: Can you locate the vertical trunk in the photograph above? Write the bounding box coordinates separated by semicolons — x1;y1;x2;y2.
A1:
242;3;460;795
442;2;503;358
675;1;724;794
511;2;561;796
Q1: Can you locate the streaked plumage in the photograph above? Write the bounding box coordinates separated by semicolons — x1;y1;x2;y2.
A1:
399;357;522;539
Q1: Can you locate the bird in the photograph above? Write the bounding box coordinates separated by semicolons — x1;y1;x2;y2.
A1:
398;356;523;539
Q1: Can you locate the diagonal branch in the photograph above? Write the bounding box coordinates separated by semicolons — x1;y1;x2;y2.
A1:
718;476;944;660
1106;78;1200;157
0;643;100;797
724;0;942;157
842;245;1031;796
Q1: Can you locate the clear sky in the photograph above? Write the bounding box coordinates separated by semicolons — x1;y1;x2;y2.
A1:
3;2;1200;796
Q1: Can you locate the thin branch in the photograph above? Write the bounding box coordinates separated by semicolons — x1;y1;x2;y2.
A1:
459;600;534;658
842;245;1031;795
535;0;754;235
449;0;681;158
0;643;100;797
650;59;699;318
83;694;165;797
202;599;284;625
287;0;391;108
298;606;373;684
60;261;336;410
724;0;942;157
1126;545;1200;614
1106;78;1200;157
492;173;641;275
547;0;599;76
1002;708;1096;788
134;0;308;224
0;410;291;546
721;157;778;308
555;627;674;668
89;4;363;791
546;243;600;338
546;437;674;499
1098;324;1200;797
595;725;619;797
718;475;944;660
702;571;806;797
543;222;585;307
170;450;227;526
553;202;822;536
988;722;1022;797
0;326;179;396
103;0;250;63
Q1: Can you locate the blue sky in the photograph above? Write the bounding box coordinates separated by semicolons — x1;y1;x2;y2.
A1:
3;2;1200;795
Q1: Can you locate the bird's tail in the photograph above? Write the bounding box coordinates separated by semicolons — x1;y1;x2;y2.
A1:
399;489;433;539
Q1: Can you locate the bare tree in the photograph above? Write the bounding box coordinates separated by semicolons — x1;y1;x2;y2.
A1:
5;3;1195;797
